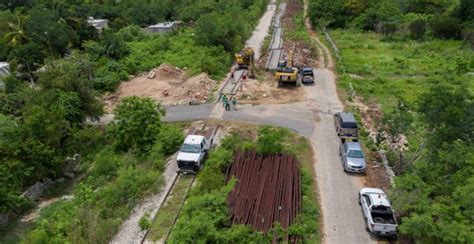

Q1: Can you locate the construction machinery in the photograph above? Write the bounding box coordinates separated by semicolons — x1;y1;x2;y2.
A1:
275;46;301;87
235;47;255;78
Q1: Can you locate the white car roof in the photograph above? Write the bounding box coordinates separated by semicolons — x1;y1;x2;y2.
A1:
360;187;391;207
184;135;205;145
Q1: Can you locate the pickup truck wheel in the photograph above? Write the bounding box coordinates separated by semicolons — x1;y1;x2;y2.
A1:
365;220;370;232
358;194;361;205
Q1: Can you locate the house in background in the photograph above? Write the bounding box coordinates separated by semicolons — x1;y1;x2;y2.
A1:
87;17;109;33
0;62;9;91
146;21;181;34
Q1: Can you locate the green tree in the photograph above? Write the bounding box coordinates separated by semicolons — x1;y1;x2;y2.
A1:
195;12;242;53
4;12;29;47
8;42;45;84
419;81;473;150
109;97;165;153
25;8;78;56
37;53;104;124
256;126;286;155
100;30;130;60
430;15;462;39
409;19;426;39
380;98;413;174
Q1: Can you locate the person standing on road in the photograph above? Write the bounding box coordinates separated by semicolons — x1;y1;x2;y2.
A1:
222;94;228;108
240;74;247;91
232;97;237;110
230;71;236;84
225;97;231;111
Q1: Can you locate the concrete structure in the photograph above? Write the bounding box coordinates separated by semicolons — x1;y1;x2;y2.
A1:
87;17;108;33
146;22;178;34
0;62;9;91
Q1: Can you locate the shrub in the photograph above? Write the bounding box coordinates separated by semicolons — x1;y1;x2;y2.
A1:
158;125;184;155
430;16;462;39
92;149;122;180
256;126;286;154
139;213;151;231
109;97;165;153
409;19;426;39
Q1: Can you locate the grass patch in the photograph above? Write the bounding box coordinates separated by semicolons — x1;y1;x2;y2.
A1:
331;29;474;109
147;175;194;241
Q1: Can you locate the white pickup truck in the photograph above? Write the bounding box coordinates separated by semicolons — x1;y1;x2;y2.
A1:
176;126;216;173
359;188;398;237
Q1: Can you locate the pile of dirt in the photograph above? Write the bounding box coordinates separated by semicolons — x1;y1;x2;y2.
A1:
104;64;216;111
237;74;306;105
281;0;318;68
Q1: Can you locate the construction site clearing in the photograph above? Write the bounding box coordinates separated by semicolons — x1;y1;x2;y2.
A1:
236;72;306;105
104;64;217;112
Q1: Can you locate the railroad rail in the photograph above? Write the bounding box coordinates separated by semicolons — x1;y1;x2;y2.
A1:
140;123;214;243
217;68;248;100
266;2;287;70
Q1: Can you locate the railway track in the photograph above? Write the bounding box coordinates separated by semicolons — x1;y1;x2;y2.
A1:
217;69;248;99
265;2;287;70
140;173;196;243
140;121;217;243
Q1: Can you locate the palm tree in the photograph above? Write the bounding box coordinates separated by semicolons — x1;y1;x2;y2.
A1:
4;13;29;47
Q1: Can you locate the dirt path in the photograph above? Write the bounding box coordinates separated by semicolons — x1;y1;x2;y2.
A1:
110;155;179;244
246;0;277;59
303;0;333;69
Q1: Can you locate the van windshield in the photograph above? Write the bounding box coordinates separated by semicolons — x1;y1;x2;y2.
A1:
180;143;201;153
348;150;364;158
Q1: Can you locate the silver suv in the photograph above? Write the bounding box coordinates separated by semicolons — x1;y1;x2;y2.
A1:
340;142;366;173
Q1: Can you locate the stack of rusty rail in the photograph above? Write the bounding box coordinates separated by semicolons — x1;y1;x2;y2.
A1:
225;151;301;243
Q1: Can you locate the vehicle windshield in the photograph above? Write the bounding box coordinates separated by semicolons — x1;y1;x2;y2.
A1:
180;143;201;153
348;150;364;158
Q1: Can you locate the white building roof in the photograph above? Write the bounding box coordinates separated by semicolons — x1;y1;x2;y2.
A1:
148;22;176;29
87;17;108;30
0;62;9;76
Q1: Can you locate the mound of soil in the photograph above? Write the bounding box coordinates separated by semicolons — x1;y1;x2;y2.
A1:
104;64;216;111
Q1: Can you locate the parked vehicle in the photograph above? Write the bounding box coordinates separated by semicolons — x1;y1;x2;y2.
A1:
334;112;358;141
359;188;398;237
340;141;366;173
300;67;314;84
177;126;217;173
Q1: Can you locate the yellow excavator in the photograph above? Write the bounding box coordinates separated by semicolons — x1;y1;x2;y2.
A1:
275;46;301;87
235;47;255;78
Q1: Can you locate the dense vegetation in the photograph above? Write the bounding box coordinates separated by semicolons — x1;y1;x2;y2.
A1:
0;0;268;239
169;126;320;243
7;97;185;243
309;0;473;242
